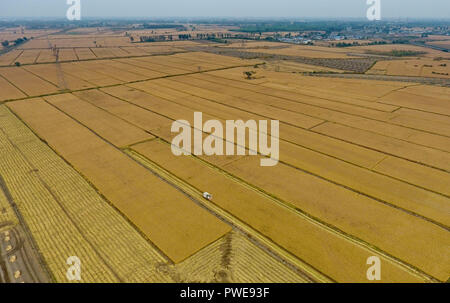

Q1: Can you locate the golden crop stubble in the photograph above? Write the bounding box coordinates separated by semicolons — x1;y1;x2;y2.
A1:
7;98;231;264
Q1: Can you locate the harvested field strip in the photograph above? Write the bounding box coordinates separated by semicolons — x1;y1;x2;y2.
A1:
126;151;317;283
0;67;58;97
74;87;450;280
44;93;154;147
0;76;27;100
104;84;450;227
0;105;176;283
7;98;231;264
131;140;426;283
23;64;95;91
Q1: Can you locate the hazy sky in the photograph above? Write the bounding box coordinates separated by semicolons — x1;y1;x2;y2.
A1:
0;0;449;19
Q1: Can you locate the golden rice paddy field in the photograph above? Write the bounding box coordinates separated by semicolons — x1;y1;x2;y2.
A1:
0;34;449;283
367;58;450;78
347;44;450;59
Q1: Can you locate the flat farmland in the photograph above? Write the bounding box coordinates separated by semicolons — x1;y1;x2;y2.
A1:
96;80;450;280
244;44;357;58
348;44;450;59
23;64;95;90
0;29;449;284
14;49;41;65
0;66;59;96
0;52;255;101
7;98;231;264
368;59;450;78
66;78;448;281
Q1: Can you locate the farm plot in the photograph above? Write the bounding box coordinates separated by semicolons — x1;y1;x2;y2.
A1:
73;89;175;132
193;70;449;137
130;74;450;199
348;44;450;59
0;66;59;97
14;49;41;65
379;90;450;117
7;98;231;264
90;47;118;58
147;78;324;129
58;48;79;61
197;150;450;281
244;45;356;59
23;64;95;91
368;59;450;78
0;50;23;66
117;57;191;75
